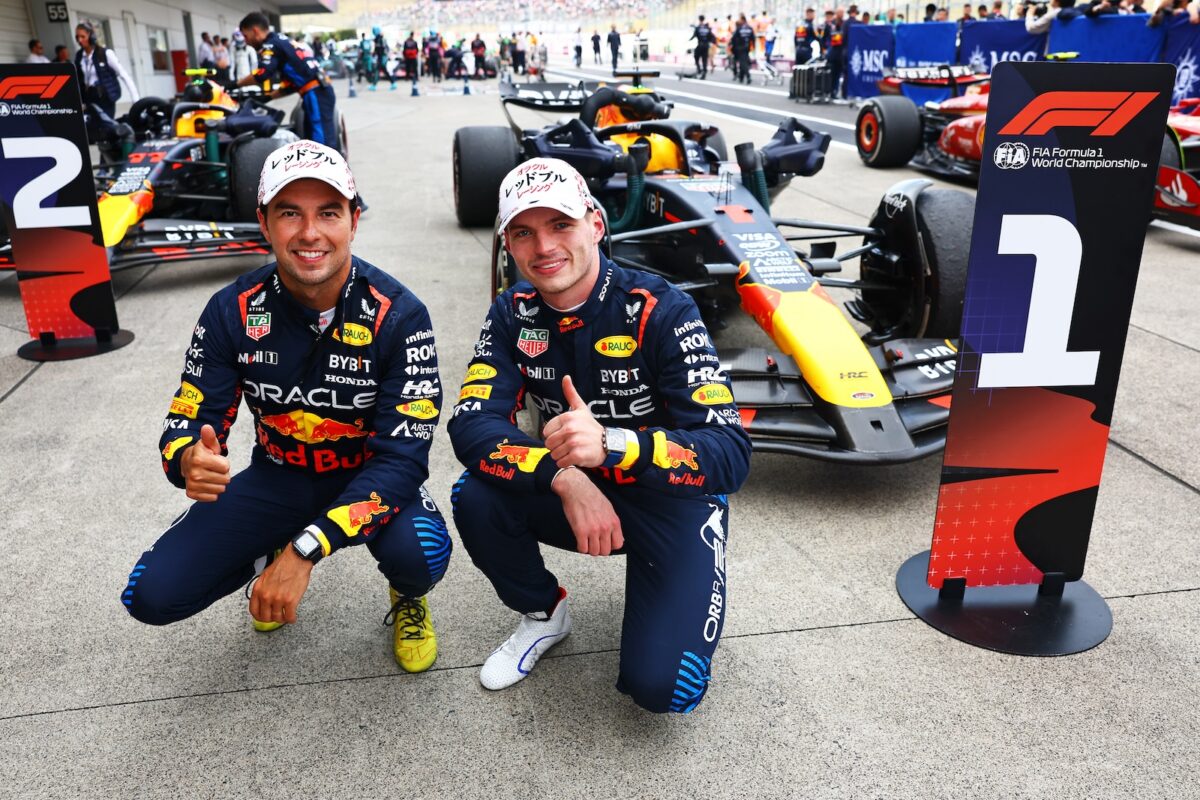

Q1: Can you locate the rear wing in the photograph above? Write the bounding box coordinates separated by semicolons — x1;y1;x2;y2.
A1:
499;80;592;111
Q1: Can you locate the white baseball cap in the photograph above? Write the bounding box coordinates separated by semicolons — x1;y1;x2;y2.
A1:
497;158;596;233
258;140;357;206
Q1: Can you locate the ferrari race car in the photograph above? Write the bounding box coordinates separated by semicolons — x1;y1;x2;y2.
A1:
1;70;344;272
451;71;975;463
854;65;990;182
855;66;1200;232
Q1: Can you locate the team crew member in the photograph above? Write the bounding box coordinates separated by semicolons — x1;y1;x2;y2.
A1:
607;25;622;71
471;34;488;77
73;23;139;119
821;9;847;99
27;39;49;64
690;15;714;78
591;30;602;63
730;14;755;84
448;159;751;713
795;8;817;64
122;141;450;675
237;13;339;152
373;27;397;91
403;33;420;80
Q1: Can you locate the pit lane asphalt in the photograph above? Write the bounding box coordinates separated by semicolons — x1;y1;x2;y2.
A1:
0;77;1196;799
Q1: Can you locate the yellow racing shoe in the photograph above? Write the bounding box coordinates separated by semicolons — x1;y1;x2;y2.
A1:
250;550;285;633
386;588;437;673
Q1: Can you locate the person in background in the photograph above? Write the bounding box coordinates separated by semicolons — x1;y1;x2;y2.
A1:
53;44;70;63
592;30;602;64
795;8;817;64
472;33;489;77
1020;0;1082;32
198;31;215;69
924;2;939;19
730;13;754;83
991;0;1008;17
74;22;139;119
211;36;230;83
607;24;622;72
574;28;583;67
691;14;715;78
26;39;50;63
231;31;258;84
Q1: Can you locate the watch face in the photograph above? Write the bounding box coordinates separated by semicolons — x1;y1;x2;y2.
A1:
294;532;321;558
605;428;625;455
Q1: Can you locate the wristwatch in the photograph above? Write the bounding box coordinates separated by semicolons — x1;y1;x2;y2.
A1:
291;526;324;564
602;427;627;468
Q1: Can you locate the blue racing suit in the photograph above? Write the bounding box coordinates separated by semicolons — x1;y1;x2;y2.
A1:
447;254;751;712
254;31;339;151
124;258;450;625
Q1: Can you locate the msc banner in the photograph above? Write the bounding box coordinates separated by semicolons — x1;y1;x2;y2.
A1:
0;63;128;360
894;21;957;69
1163;15;1200;103
1047;15;1166;63
960;20;1046;73
926;61;1173;590
846;24;895;99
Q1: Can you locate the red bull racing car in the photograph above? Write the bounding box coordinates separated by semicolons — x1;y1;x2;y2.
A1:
451;71;976;464
0;70;347;272
855;66;1200;232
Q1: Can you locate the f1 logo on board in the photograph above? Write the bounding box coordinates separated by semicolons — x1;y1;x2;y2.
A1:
0;76;69;100
998;91;1157;137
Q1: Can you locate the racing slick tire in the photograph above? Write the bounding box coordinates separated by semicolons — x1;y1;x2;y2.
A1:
454;126;521;227
915;189;974;338
288;105;349;158
230;137;288;222
856;96;921;168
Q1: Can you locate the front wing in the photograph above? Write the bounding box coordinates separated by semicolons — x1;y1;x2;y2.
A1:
724;337;957;464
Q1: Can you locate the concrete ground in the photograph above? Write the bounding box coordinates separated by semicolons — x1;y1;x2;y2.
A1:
1;77;1197;799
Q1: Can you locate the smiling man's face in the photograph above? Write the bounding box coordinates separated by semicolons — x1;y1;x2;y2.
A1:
505;207;604;309
259;179;359;310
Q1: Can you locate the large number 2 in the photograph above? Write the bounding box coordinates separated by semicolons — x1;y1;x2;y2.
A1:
1;136;91;229
977;214;1100;389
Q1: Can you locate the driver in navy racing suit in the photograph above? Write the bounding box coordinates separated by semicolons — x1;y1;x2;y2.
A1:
122;141;448;674
448;158;751;713
237;12;340;152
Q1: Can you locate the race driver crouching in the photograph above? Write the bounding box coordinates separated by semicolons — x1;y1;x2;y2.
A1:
122;140;450;674
448;158;751;712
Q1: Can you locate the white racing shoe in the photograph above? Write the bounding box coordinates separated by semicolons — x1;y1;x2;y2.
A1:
480;587;572;690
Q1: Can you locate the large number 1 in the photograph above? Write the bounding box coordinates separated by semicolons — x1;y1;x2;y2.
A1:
1;136;92;229
977;214;1100;389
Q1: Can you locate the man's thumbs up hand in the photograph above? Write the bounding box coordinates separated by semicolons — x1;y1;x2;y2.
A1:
181;424;231;502
543;375;606;469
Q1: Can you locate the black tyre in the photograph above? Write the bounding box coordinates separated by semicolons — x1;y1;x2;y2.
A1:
856;96;921;168
230;137;287;221
454;126;521;227
914;188;974;338
289;104;348;157
705;130;728;162
490;232;518;297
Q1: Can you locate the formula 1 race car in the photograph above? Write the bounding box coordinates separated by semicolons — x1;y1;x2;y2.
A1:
0;70;346;272
854;65;989;182
856;66;1200;232
1156;100;1200;231
451;71;975;463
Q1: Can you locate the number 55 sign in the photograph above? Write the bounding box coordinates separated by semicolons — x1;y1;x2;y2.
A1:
0;63;131;360
925;62;1174;591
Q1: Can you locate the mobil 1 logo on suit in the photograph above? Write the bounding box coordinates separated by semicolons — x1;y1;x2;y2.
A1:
927;62;1173;591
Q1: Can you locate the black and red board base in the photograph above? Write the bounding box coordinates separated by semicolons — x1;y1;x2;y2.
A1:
17;328;135;362
896;551;1112;656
